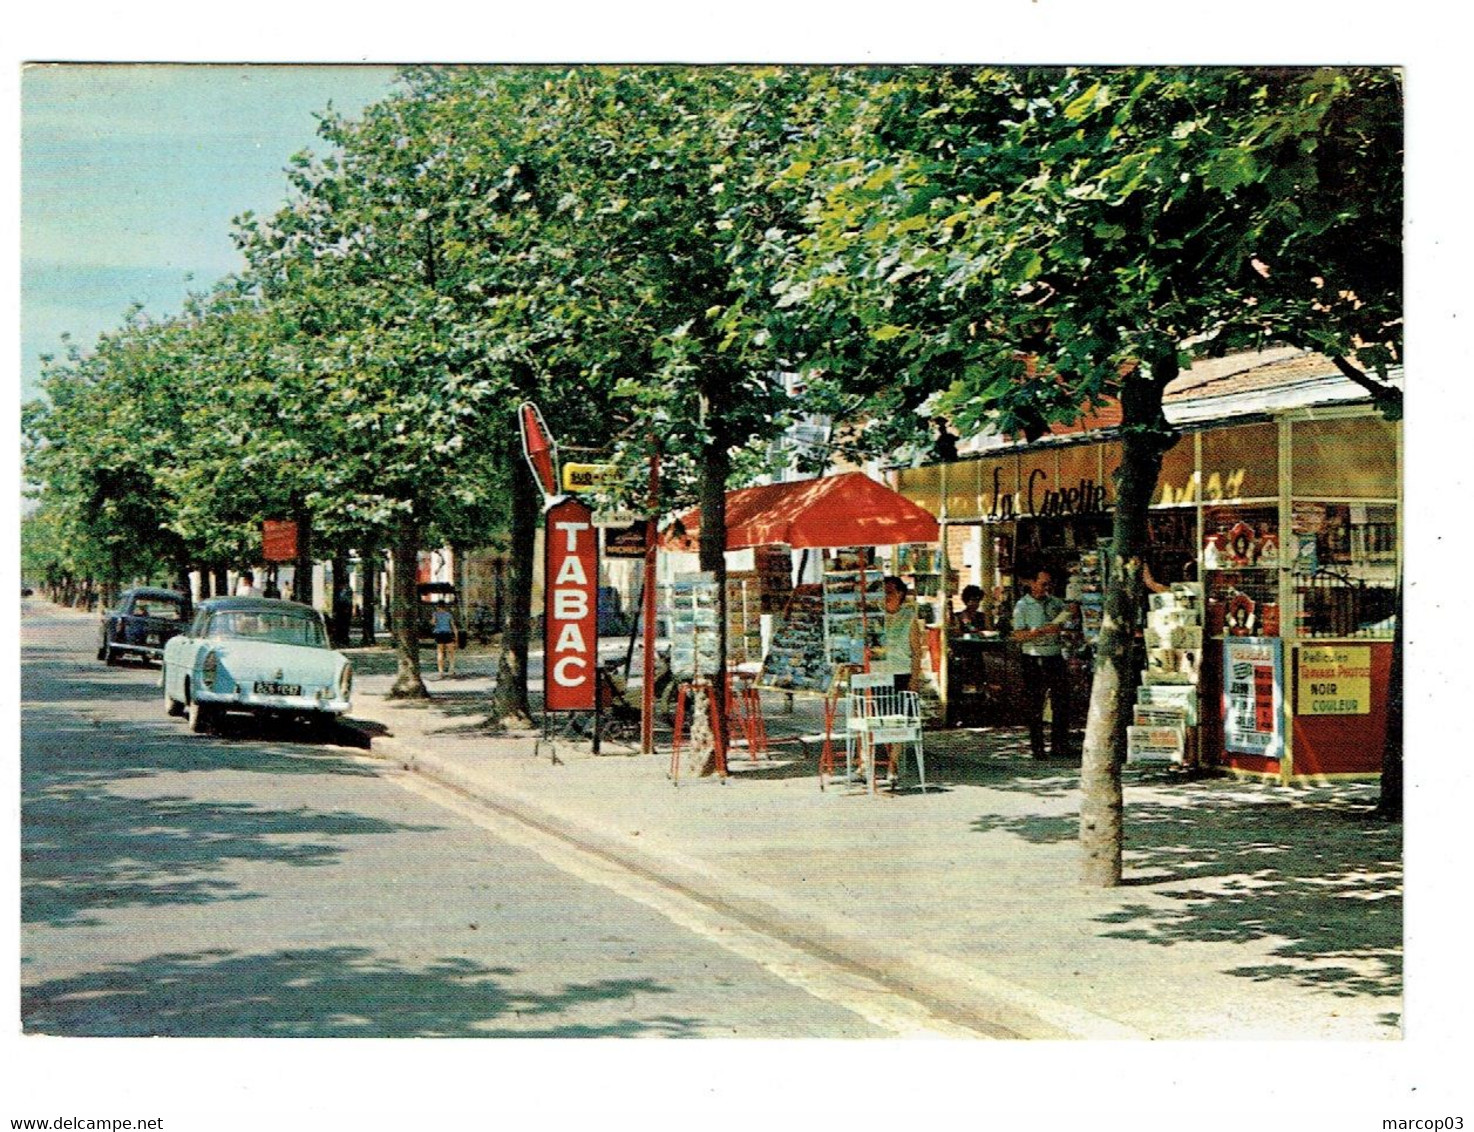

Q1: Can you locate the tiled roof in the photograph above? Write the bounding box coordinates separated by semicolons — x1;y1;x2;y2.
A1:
956;347;1401;454
1165;348;1344;402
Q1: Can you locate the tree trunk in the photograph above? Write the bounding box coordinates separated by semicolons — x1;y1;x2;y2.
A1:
213;567;229;600
388;512;428;699
1079;352;1178;887
360;543;380;648
293;508;314;608
696;434;731;771
1376;579;1403;820
330;550;351;646
488;457;538;729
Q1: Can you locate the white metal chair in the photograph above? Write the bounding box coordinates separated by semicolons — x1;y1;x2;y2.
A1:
844;672;927;793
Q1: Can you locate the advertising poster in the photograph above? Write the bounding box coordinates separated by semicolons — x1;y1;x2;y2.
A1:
1222;637;1284;759
1297;645;1373;715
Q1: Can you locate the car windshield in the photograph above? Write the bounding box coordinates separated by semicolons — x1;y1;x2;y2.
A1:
205;610;328;648
134;598;185;621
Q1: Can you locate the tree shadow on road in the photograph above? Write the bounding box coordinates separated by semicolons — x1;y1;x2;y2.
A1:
21;945;699;1037
968;780;1402;1002
23;716;442;928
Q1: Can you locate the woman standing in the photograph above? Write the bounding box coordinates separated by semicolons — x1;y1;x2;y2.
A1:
876;575;925;691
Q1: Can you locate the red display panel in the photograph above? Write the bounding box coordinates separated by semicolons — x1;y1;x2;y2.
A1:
1291;642;1394;776
544;498;598;712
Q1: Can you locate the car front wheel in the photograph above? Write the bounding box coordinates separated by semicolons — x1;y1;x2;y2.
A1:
162;665;185;717
187;696;219;734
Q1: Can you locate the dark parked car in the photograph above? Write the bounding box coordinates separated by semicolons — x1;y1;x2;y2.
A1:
98;587;190;666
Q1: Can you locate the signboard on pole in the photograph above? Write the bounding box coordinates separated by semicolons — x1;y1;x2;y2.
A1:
544;497;598;712
602;520;650;559
562;462;617;493
1222;637;1285;759
518;401;560;501
262;520;298;563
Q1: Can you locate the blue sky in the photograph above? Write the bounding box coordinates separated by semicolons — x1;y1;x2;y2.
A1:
21;64;396;401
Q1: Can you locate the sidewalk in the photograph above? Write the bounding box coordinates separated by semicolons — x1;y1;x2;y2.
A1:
344;643;1402;1040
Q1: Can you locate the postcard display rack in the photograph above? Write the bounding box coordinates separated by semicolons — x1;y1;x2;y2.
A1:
664;573;721;680
723;571;765;667
821;561;888;671
662;572;731;779
1067;542;1108;647
757;558;887;693
1128;581;1204;766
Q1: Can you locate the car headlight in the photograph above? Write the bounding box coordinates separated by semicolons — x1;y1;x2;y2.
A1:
339;662;353;700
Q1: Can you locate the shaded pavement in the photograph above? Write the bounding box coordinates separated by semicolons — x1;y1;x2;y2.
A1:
342;641;1402;1040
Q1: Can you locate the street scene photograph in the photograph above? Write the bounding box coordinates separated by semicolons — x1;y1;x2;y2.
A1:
7;11;1468;1130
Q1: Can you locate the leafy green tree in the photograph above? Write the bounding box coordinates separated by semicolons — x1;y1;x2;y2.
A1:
232;84;523;699
358;67;830;732
783;66;1402;882
23;313;203;603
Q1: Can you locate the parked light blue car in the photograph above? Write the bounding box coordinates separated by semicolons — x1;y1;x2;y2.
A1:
162;597;353;734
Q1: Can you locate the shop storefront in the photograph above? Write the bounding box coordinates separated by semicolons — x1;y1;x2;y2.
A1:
894;390;1401;784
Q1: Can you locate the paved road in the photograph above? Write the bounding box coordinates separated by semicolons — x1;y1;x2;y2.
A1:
20;600;937;1038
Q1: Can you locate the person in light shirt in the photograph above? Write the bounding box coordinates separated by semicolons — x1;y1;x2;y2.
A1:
1012;568;1073;760
876;575;924;692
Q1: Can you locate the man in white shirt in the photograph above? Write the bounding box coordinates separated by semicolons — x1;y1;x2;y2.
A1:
1012;569;1073;760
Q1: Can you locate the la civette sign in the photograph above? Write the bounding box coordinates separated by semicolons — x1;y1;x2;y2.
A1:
544;497;598;712
986;466;1108;521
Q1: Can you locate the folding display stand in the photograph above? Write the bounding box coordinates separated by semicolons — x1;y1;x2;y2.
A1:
669;677;728;783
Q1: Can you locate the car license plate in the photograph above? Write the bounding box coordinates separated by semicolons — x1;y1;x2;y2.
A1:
254;681;301;696
146;632;160;645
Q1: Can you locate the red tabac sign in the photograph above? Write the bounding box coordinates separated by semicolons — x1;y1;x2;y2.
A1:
262;520;298;563
544;497;598;712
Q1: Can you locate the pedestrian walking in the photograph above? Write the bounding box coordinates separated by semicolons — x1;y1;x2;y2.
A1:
235;571;259;597
432;601;459;676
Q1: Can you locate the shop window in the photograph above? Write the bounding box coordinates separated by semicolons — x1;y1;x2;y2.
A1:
1201;422;1278;502
1203;504;1281;638
1154;434;1198;505
896;464;943;521
1292;416;1398;499
1290;502;1398;639
1146;508;1199;586
943;459;986;522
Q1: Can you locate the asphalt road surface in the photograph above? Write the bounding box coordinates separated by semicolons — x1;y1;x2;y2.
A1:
20;599;954;1038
